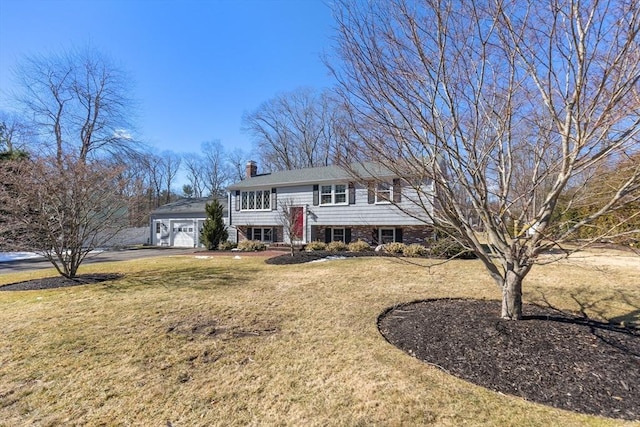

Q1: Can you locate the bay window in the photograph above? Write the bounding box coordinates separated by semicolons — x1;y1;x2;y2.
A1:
241;190;271;210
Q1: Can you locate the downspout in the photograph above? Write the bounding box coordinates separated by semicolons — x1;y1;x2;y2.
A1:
228;192;232;227
304;204;309;244
228;192;233;243
149;216;154;246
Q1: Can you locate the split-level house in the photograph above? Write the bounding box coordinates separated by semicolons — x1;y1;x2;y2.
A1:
149;197;236;247
227;161;435;246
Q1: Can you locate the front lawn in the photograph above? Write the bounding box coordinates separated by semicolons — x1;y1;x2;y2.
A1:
0;251;638;426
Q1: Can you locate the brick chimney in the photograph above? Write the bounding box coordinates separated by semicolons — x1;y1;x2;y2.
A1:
246;160;257;179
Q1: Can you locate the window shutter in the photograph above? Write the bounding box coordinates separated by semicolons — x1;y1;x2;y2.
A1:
395;227;403;243
324;228;331;243
367;182;375;204
313;185;319;206
372;228;378;245
272;227;278;243
246;227;253;240
235;190;240;211
271;188;277;211
348;182;356;204
393;179;402;203
345;228;352;244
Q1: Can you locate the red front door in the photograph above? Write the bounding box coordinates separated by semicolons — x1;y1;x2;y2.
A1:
290;207;304;241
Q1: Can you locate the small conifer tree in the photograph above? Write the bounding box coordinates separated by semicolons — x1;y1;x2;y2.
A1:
200;199;228;250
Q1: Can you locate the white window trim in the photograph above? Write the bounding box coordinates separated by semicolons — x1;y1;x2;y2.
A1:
331;227;345;242
379;227;396;244
250;227;273;242
240;190;272;211
375;182;393;204
319;183;348;206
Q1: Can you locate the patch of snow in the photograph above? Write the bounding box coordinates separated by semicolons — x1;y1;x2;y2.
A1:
0;252;43;262
234;255;242;259
195;256;212;259
309;255;347;263
0;249;105;263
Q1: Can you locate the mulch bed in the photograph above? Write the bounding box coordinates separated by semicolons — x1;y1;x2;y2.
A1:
378;299;640;420
265;250;393;265
0;273;122;291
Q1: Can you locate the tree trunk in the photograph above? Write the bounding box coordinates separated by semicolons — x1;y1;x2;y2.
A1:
501;270;523;320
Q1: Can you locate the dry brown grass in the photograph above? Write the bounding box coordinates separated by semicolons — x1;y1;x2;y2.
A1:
0;250;638;426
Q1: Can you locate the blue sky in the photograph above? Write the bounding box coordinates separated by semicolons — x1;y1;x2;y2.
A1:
0;0;337;157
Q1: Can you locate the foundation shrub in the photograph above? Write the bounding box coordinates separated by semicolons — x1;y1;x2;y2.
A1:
326;241;348;252
403;243;428;257
218;240;237;251
305;241;327;251
348;239;372;252
384;242;407;254
428;237;476;259
237;239;267;251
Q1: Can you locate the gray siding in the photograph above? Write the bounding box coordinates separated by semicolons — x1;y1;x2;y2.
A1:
230;182;434;229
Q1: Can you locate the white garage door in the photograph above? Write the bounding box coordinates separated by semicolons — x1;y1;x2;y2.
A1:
172;222;195;247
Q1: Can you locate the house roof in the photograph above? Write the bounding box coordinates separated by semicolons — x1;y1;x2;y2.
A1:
151;197;227;216
227;163;396;191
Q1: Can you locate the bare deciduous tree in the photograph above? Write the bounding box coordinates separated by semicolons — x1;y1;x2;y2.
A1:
331;0;640;319
144;150;181;207
183;141;232;197
183;152;207;198
0;47;143;277
277;198;304;256
14;47;138;164
242;87;344;171
0;111;33;156
201;140;231;197
159;150;182;204
227;147;250;183
0;155;130;278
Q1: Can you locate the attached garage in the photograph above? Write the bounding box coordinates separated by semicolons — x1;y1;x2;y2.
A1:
172;221;196;247
149;197;235;247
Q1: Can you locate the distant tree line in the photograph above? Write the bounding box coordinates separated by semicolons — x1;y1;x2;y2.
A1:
0;49;355;249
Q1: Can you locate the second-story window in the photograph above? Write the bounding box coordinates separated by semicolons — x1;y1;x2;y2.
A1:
241;190;271;210
376;182;392;203
320;184;348;205
335;184;346;204
321;185;332;204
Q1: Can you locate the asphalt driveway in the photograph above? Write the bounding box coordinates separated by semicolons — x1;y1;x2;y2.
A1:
0;248;198;274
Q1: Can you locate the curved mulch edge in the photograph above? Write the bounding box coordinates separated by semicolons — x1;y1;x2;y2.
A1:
265;250;393;265
0;273;123;291
378;298;640;420
264;250;479;265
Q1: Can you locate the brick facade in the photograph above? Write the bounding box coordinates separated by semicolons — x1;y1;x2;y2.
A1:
237;225;284;243
236;224;434;246
313;225;433;246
